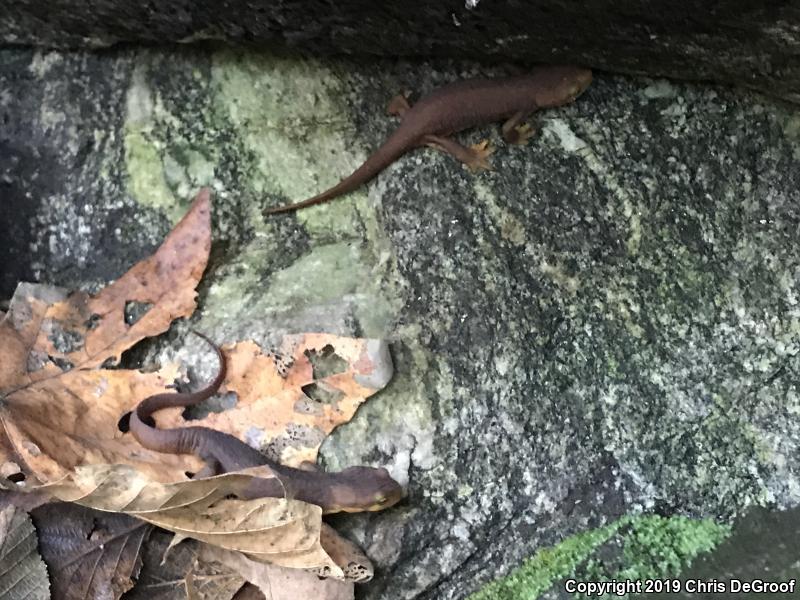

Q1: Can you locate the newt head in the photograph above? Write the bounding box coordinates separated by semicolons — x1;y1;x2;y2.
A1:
533;65;593;108
322;466;404;514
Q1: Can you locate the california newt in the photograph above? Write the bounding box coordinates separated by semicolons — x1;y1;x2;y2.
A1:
265;65;592;214
129;333;403;513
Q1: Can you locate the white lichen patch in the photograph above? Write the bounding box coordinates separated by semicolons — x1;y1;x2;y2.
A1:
785;113;800;161
642;79;678;100
318;338;437;476
31;194;95;276
125;63;155;124
473;180;527;246
27;51;62;77
537;258;580;295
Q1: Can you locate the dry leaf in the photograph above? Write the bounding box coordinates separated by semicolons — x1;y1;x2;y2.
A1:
124;530;244;600
0;352;181;484
31;502;151;599
0;190;211;483
2;188;211;382
0;296;392;488
0;506;49;599
140;336;394;478
200;543;354;600
37;464;345;577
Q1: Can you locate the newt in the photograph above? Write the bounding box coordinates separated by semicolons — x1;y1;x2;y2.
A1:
129;333;403;513
265;65;592;214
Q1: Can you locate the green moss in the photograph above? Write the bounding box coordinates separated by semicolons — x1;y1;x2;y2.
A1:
468;520;625;600
588;516;730;587
469;515;730;600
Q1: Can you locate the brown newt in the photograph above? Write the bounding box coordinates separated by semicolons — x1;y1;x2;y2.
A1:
129;333;403;513
265;65;592;214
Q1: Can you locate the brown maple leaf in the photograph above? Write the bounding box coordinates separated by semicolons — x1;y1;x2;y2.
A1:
0;188;212;484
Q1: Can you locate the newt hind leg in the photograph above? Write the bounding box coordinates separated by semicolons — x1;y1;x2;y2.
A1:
424;134;494;172
387;93;412;118
502;110;537;145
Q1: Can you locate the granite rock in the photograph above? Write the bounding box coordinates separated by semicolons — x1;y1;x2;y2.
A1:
1;47;799;599
2;2;800;102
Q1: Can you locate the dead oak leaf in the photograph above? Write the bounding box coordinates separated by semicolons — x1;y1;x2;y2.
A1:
1;188;211;388
30;501;151;600
200;541;355;600
1;363;181;484
124;530;244;600
317;523;373;583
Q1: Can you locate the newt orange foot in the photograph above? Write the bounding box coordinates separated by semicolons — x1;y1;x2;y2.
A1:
505;123;537;145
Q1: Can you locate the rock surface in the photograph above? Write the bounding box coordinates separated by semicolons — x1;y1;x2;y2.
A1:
1;47;800;599
2;2;800;103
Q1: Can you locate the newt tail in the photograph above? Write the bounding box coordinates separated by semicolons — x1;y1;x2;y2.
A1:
265;126;419;214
